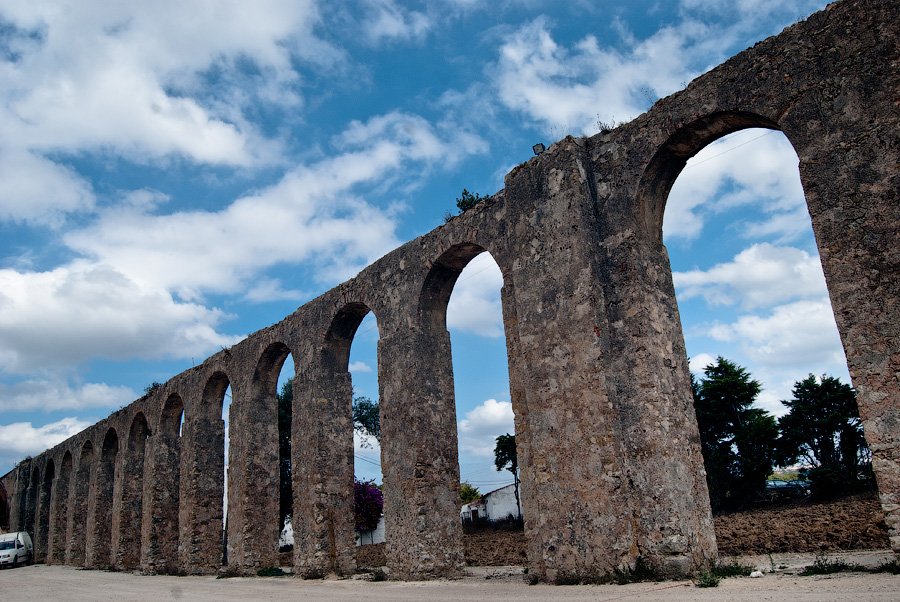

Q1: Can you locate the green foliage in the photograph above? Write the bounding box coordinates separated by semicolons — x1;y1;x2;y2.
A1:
494;433;517;474
694;572;720;588
143;381;162;394
459;481;481;503
257;566;286;577
712;560;754;578
353;396;380;445
693;357;778;511
871;558;900;574
277;379;293;528
455;189;485;213
799;553;859;575
777;374;869;497
494;433;522;520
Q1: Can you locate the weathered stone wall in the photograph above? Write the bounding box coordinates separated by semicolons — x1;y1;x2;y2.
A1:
1;0;897;582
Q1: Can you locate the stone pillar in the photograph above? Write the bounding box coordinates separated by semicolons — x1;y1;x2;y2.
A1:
292;371;356;577
8;462;28;533
224;382;279;574
379;329;465;580
85;443;116;569
142;402;182;574
24;468;38;540
48;459;71;564
67;449;92;566
797;118;900;549
113;433;146;570
498;138;716;582
35;467;52;562
178;411;225;574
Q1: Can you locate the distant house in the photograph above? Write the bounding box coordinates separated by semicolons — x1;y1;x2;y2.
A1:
460;483;521;522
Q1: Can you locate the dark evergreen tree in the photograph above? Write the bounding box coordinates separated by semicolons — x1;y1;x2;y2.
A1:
277;379;293;529
493;433;521;519
693;357;778;510
777;374;869;496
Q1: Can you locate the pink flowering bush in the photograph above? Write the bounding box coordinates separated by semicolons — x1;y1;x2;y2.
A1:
355;478;383;532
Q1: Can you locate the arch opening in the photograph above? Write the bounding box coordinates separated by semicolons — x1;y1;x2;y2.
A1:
115;412;149;569
659;123;854;510
50;452;72;564
36;459;54;563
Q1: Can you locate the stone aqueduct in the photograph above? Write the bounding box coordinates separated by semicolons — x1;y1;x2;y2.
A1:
1;0;898;582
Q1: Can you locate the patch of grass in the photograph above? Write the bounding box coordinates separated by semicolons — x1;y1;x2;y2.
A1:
799;553;860;576
694;572;720;588
257;566;286;577
712;559;754;578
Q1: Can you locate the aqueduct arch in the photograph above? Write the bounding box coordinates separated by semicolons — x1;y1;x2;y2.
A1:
1;0;897;581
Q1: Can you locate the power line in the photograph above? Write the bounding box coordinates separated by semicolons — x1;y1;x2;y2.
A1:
682;129;777;171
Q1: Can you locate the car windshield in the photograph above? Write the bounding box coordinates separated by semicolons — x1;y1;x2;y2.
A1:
0;541;15;550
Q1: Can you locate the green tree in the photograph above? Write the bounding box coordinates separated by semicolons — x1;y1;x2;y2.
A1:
777;374;869;497
493;433;521;519
459;481;481;504
456;188;485;213
352;396;380;445
277;379;293;529
693;357;778;510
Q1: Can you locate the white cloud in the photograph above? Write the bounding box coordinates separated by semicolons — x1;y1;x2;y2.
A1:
0;378;135;413
63;111;480;299
491;17;710;136
688;352;716;376
706;298;844;368
447;252;505;337
362;0;431;44
349;361;373;374
0;148;95;226
458;398;514;457
0;417;92;463
673;243;827;310
664;130;807;242
0;1;332;167
0;261;241;372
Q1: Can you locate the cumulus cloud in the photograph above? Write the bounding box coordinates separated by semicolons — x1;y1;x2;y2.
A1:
349;361;373;373
0;378;135;413
0;261;241;372
706;298;844;368
0;417;92;465
0;0;332;165
447;253;505;337
491;15;713;135
665;130;808;242
361;0;431;44
64;111;480;299
673;243;827;310
458;398;515;457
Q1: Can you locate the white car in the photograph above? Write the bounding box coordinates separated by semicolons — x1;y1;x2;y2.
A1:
0;531;33;568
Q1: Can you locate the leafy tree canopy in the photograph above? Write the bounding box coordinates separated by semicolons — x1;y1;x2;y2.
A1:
352;396;380;445
693;357;778;511
456;188;485;213
777;374;869;496
460;481;481;504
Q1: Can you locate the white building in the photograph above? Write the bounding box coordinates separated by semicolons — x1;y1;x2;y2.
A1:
460;483;521;522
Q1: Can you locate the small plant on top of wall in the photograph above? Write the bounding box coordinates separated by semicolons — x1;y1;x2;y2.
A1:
444;189;486;223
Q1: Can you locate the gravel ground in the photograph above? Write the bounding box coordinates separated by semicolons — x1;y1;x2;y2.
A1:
2;550;899;602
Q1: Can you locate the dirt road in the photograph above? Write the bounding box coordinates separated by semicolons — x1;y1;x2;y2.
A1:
3;550;898;602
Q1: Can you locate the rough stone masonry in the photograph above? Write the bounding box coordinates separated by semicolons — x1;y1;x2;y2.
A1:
1;0;898;583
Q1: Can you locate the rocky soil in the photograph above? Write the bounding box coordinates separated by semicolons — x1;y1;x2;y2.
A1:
355;491;890;568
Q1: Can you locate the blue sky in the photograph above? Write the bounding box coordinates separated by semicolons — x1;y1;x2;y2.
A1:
0;0;847;489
